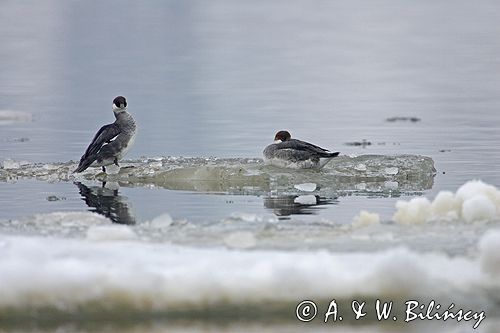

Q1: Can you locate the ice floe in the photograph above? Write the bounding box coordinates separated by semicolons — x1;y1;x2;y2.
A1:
293;182;317;192
0;155;436;196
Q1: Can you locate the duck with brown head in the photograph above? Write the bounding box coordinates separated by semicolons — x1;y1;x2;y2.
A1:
263;130;339;169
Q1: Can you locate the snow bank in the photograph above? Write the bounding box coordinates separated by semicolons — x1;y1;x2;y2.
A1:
0;233;492;315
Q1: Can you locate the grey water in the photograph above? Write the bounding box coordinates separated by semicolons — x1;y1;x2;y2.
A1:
1;1;500;331
2;0;500;225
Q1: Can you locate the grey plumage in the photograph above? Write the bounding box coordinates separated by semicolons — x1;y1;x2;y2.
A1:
74;96;136;173
263;130;339;169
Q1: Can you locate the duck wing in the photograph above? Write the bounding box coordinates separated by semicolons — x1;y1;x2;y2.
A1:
278;139;339;158
82;123;121;158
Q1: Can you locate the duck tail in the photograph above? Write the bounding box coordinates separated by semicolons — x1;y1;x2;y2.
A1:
318;152;340;168
319;151;340;158
74;155;96;173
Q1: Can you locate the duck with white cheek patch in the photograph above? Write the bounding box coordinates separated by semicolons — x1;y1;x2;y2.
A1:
263;130;339;169
74;96;137;173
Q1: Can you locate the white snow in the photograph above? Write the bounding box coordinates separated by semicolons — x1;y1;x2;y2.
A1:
0;234;493;314
393;197;432;224
462;195;497;223
430;191;460;219
86;225;137;241
230;212;260;222
479;229;500;277
393;180;500;224
354;163;367;171
294;183;317;192
384;181;399;190
294;195;317;205
352;210;380;227
384;167;399;175
2;159;19;170
33;212;110;227
224;231;257;249
149;213;174;228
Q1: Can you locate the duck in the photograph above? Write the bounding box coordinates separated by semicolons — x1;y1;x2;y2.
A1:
263;130;339;169
74;96;136;173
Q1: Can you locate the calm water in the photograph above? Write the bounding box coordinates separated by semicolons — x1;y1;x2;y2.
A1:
1;1;500;331
1;0;500;223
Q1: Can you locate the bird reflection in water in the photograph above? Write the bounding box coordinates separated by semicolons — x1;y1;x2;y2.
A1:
74;181;136;224
264;195;337;218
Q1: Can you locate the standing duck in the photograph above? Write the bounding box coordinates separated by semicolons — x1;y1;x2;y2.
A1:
74;96;136;173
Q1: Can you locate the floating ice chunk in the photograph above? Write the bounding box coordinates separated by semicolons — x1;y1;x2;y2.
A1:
104;181;120;191
384;167;399;175
149;213;174;228
230;212;261;222
0;110;33;124
105;164;120;175
42;164;59;170
224;232;257;249
0;155;436;195
354;163;367;171
147;161;163;169
86;225;136;241
243;169;261;176
384;181;398;190
355;183;366;190
479;230;500;277
456;180;500;207
393;180;500;223
430;191;459;218
294;183;317;192
352;210;380;227
456;180;500;222
33;212;109;227
393;197;431;224
294;195;317;205
462;195;496;223
2;159;20;170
